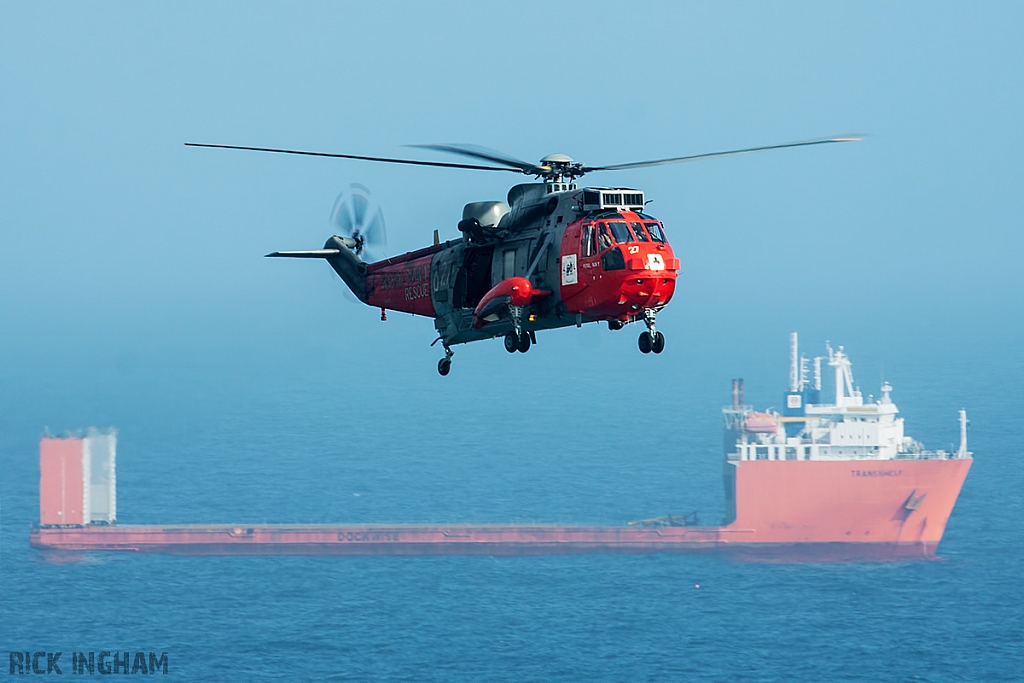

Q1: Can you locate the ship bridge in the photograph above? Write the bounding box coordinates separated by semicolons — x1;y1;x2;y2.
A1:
723;334;971;462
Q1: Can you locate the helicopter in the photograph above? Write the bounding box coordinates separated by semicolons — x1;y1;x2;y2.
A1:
187;137;858;375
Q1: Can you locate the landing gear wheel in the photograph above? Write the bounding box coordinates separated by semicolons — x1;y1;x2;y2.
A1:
638;331;653;354
652;331;665;354
436;343;454;376
517;331;532;353
504;332;519;353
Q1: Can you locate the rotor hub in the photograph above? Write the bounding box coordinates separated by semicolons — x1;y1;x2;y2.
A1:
540;153;574;165
536;153;584;181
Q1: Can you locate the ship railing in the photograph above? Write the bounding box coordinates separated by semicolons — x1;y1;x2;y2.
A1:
728;443;970;461
896;449;971;460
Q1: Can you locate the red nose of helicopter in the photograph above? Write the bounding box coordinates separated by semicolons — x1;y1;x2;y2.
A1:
614;264;678;313
561;208;679;321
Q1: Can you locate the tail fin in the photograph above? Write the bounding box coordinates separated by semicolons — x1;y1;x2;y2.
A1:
266;235;368;303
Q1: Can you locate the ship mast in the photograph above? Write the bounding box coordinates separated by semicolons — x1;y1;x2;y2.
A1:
789;332;799;392
957;409;969;458
827;342;862;407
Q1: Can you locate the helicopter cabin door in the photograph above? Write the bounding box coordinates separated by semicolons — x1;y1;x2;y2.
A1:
452;246;494;309
559;219;598;311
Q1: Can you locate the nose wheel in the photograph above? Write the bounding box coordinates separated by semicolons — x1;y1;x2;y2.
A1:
638;309;665;354
639;331;665;354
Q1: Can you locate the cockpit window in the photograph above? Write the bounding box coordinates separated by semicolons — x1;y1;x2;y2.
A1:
601;247;625;271
581;224;596;257
597;223;614;251
644;222;665;242
606;221;632;243
630;222;650;242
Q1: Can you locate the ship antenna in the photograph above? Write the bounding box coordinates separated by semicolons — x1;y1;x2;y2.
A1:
789;332;799;392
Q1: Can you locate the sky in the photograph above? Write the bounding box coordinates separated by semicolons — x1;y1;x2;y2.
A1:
1;1;1022;420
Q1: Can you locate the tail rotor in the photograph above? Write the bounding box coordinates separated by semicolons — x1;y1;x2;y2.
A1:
331;183;387;263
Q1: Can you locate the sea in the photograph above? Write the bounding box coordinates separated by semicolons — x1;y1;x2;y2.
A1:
1;322;1022;681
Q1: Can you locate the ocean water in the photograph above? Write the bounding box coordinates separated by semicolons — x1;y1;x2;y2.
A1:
1;327;1022;682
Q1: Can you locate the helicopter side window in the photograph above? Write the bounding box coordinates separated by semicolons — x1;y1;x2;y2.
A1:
644;222;665;242
596;223;614;251
630;222;650;242
606;221;632;244
581;225;596;257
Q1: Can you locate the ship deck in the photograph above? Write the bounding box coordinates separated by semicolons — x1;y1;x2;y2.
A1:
29;523;939;560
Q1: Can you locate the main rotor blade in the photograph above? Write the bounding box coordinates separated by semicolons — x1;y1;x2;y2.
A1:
185;143;523;172
583;136;862;173
409;143;537;173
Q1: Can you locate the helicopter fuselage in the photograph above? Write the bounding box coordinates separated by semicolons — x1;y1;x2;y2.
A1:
326;183;679;348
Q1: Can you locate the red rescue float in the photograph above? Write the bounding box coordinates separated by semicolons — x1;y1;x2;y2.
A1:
473;277;549;329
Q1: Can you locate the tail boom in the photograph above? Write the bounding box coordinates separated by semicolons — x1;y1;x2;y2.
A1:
365;251;436;317
266;236;369;303
268;237;441;317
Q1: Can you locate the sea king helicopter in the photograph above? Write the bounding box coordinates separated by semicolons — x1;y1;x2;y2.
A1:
187;137;857;375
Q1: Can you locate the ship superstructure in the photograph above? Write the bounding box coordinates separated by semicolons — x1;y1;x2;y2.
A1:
724;333;970;463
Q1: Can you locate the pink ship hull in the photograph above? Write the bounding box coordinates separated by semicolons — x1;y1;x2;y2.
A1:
31;458;971;560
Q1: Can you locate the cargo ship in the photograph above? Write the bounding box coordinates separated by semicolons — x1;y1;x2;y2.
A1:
30;334;972;560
